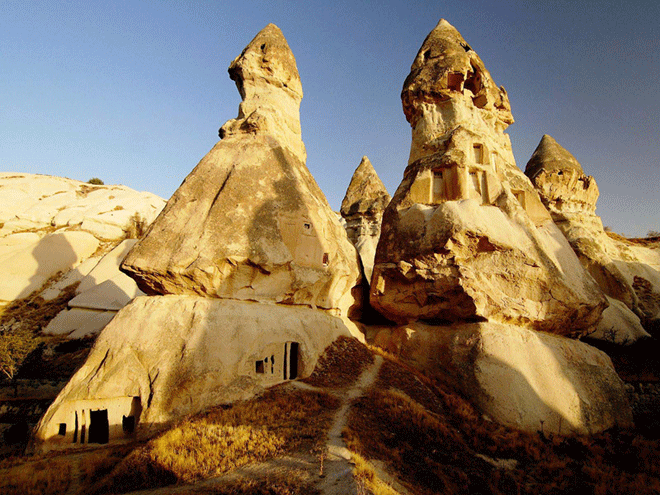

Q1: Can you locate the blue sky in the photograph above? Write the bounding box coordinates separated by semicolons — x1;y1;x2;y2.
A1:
2;0;658;236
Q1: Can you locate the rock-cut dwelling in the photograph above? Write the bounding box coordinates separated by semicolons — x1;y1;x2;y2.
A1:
33;24;362;451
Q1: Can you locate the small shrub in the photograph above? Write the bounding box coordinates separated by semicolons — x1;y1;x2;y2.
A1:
87;178;104;185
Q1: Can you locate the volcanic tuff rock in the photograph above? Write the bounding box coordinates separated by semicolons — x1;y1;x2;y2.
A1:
373;321;633;435
340;156;391;283
122;24;361;316
526;135;659;341
370;20;606;334
0;174;164;307
34;295;362;450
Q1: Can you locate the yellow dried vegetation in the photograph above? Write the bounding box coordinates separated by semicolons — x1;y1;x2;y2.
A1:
89;387;340;494
345;355;660;495
0;458;71;495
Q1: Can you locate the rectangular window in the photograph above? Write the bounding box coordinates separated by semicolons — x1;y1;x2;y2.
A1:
473;144;484;164
58;423;66;436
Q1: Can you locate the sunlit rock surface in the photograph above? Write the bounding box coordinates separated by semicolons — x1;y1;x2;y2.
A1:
370;19;606;335
122;24;360;316
373;321;633;435
340;156;390;283
526;135;658;341
34;295;362;451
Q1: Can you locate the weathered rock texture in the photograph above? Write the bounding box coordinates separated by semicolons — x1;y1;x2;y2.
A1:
526;135;658;342
0;174;164;307
122;24;360;316
44;240;146;338
372;322;633;435
370;20;606;335
340;156;391;283
34;296;362;451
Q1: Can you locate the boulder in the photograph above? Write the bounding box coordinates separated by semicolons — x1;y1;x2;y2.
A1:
370;20;606;334
373;321;634;435
121;24;360;316
340;156;391;283
34;295;362;451
526;135;660;338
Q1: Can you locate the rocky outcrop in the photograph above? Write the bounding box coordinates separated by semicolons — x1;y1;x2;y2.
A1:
122;24;360;316
340;156;390;282
370;20;606;335
526;135;658;341
44;240;146;339
33;295;362;451
0;174;164;308
373;322;633;435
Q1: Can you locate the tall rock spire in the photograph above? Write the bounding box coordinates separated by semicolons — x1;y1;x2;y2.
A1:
121;24;360;315
340;156;390;283
370;20;606;334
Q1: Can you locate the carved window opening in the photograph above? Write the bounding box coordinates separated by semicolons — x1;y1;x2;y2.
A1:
472;94;487;108
89;409;109;444
464;64;483;94
255;360;265;374
80;425;86;444
470;172;481;194
73;412;78;443
303;222;311;231
473;144;484;164
58;423;66;436
447;72;464;92
491;152;498;172
322;253;329;266
557;171;563;176
432;170;445;202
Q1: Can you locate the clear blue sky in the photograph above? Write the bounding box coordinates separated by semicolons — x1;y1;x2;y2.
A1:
2;0;658;236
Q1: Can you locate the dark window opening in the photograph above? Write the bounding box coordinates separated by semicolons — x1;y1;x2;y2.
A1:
303;222;311;231
89;409;109;444
73;412;78;443
322;253;329;266
423;49;431;60
81;425;86;444
464;64;483;94
123;415;136;434
289;342;300;380
271;355;274;374
256;360;265;374
472;94;487;108
557;171;563;176
283;344;288;380
260;43;266;52
58;423;66;436
447;72;463;92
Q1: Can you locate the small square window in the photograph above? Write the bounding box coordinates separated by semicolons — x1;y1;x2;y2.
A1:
255;360;265;374
58;423;66;436
303;223;311;230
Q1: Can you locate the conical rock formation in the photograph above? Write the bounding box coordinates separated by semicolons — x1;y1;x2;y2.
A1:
122;24;360;316
526;135;659;342
340;156;390;283
370;20;606;334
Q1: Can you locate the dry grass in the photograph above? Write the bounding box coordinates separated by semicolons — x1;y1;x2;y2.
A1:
345;355;660;495
606;231;660;247
303;336;374;389
0;457;71;495
351;452;398;495
206;469;320;495
90;388;340;494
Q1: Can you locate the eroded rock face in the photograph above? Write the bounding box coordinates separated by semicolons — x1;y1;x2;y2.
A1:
526;135;660;338
34;295;362;451
340;156;390;283
370;20;606;334
373;321;633;435
122;24;360;316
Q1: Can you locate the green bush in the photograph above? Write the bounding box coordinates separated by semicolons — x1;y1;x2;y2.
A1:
87;178;104;185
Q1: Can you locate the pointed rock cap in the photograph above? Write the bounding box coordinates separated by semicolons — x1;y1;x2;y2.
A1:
525;135;585;179
401;19;512;128
219;24;304;152
228;23;302;100
340;156;391;217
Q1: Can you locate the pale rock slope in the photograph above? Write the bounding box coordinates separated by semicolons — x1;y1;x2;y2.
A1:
0;174;164;318
121;24;360;316
370;19;606;336
35;24;363;451
525;135;656;344
369;19;631;435
340;156;390;284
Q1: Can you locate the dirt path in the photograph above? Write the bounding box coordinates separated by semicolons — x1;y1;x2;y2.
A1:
315;355;383;495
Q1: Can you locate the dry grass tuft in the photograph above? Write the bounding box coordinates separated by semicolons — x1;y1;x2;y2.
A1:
303;336;374;389
345;355;660;495
91;388;340;494
0;457;71;495
351;452;398;495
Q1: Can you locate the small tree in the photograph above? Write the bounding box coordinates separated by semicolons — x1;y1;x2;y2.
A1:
0;328;38;394
647;230;660;238
87;177;104;185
